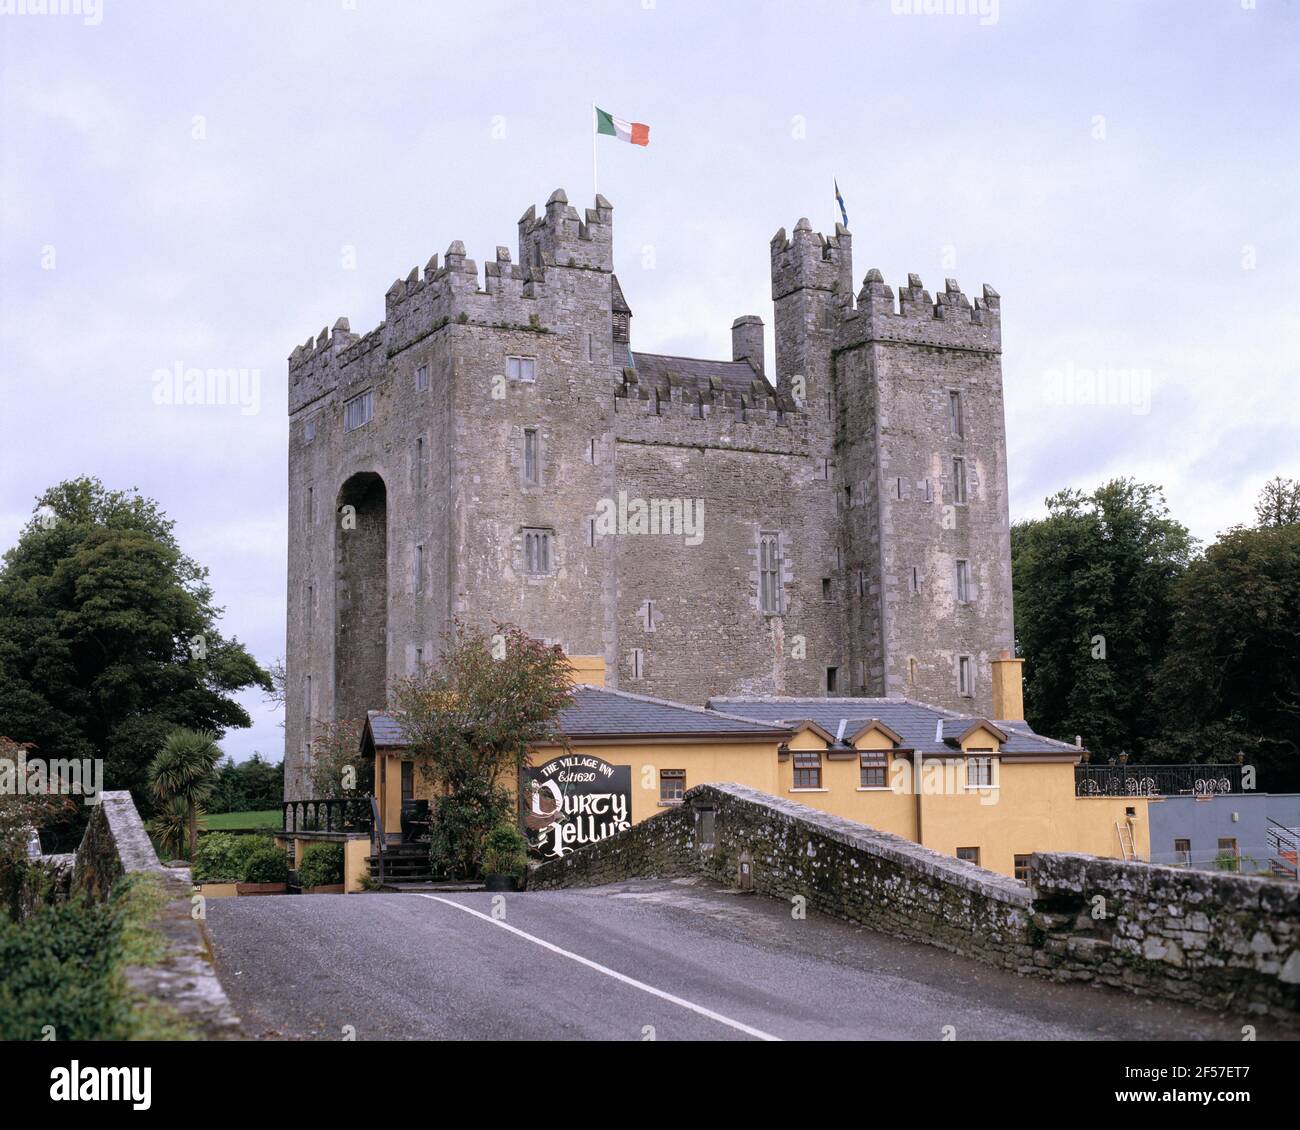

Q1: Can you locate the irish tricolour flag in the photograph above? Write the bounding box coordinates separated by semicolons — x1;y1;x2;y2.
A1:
595;106;649;147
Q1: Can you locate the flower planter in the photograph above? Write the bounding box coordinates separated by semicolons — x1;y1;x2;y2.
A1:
194;882;239;899
235;882;287;896
300;884;345;895
483;874;518;892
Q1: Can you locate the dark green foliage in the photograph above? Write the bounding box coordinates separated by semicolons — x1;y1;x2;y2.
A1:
0;478;271;800
240;843;288;884
481;823;528;879
1011;479;1194;758
296;843;344;888
190;832;270;883
208;754;284;813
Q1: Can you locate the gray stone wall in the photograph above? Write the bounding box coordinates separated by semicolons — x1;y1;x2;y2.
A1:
533;783;1300;1025
70;792;242;1039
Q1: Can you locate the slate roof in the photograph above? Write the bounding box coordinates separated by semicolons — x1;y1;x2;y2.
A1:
706;697;1084;757
364;689;790;751
553;686;791;740
626;352;796;411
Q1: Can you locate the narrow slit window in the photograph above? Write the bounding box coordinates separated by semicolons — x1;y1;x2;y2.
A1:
952;456;967;504
949;390;964;437
958;655;973;697
759;533;781;614
956;559;971;603
415;363;429;392
523;428;539;485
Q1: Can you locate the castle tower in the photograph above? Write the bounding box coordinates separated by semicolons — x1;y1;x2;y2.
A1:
835;267;1013;713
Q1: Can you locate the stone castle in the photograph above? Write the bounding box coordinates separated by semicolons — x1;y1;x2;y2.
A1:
284;189;1014;797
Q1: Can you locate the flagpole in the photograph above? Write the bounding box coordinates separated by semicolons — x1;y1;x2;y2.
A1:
592;103;599;199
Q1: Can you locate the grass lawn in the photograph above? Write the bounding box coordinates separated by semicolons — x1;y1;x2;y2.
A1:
206;809;281;831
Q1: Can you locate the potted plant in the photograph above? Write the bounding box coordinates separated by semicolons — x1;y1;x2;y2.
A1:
192;832;268;897
236;842;290;895
296;843;345;894
480;823;528;892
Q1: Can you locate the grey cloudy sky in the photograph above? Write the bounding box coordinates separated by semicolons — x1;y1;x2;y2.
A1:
2;0;1296;762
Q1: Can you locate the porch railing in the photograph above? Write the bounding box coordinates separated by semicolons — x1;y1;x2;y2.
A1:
282;797;376;835
1075;763;1244;798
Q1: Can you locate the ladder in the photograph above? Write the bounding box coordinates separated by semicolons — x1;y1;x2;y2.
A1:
1116;820;1136;861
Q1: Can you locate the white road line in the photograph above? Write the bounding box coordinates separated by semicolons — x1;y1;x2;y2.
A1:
416;893;781;1042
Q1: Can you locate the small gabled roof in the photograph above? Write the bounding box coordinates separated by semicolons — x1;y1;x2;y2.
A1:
844;718;905;747
781;719;839;746
940;718;1009;746
365;710;409;750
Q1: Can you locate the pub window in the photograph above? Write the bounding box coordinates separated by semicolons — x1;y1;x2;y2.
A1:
759;532;782;614
958;655;973;697
949;390;964;437
523;528;552;575
956;846;980;865
792;751;822;789
1013;854;1031;882
523;428;539;485
660;769;686;804
966;754;995;789
952;456;967;504
343;388;373;431
415;363;429;392
507;355;536;383
630;648;644;681
956;559;972;603
859;750;888;789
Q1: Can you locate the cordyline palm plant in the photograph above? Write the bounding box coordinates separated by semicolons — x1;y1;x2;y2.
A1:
147;728;222;859
390;622;574;879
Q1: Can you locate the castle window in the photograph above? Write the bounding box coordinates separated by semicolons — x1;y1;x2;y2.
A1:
343;388;373;432
952;457;967;504
586;333;593;362
303;675;312;738
415;646;424;671
303;417;316;443
911;566;921;594
949;391;964;438
507;356;536;383
857;569;867;598
956;559;972;603
415;435;428;491
815;457;829;481
958;655;973;697
630;648;644;681
895;477;904;500
304;581;315;617
523;528;552;575
923;478;933;503
759;532;782;614
860;750;888;789
305;485;315;529
660;769;685;804
966;754;995;789
586;517;596;547
822;577;833;602
792;751;822;790
523;428;539;486
908;657;918;685
826;666;839;693
412;544;425;593
588;437;598;464
643;600;655;632
415;363;429;392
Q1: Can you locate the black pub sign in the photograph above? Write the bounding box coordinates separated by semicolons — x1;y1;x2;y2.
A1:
523;754;632;859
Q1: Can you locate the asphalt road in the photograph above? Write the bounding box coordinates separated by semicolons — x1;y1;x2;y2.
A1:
206;877;1288;1041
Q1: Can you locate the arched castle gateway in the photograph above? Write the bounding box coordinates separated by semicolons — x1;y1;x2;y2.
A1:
283;190;1014;798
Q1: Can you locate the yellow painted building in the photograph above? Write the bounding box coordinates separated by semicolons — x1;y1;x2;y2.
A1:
363;654;1148;880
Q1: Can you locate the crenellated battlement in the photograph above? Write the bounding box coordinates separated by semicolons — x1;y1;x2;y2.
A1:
839;269;1001;353
518;188;614;273
771;218;853;301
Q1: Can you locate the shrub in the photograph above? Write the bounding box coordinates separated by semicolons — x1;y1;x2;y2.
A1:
481;823;528;879
296;843;344;889
240;843;289;884
192;832;269;883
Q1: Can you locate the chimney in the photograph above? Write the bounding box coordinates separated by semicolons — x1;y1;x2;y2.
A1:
990;649;1024;722
731;315;764;374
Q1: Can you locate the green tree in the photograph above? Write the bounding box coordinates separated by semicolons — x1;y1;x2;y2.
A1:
391;622;574;878
0;478;270;798
1011;479;1194;758
147;728;221;859
307;719;371;799
1152;519;1300;790
1254;476;1300;528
